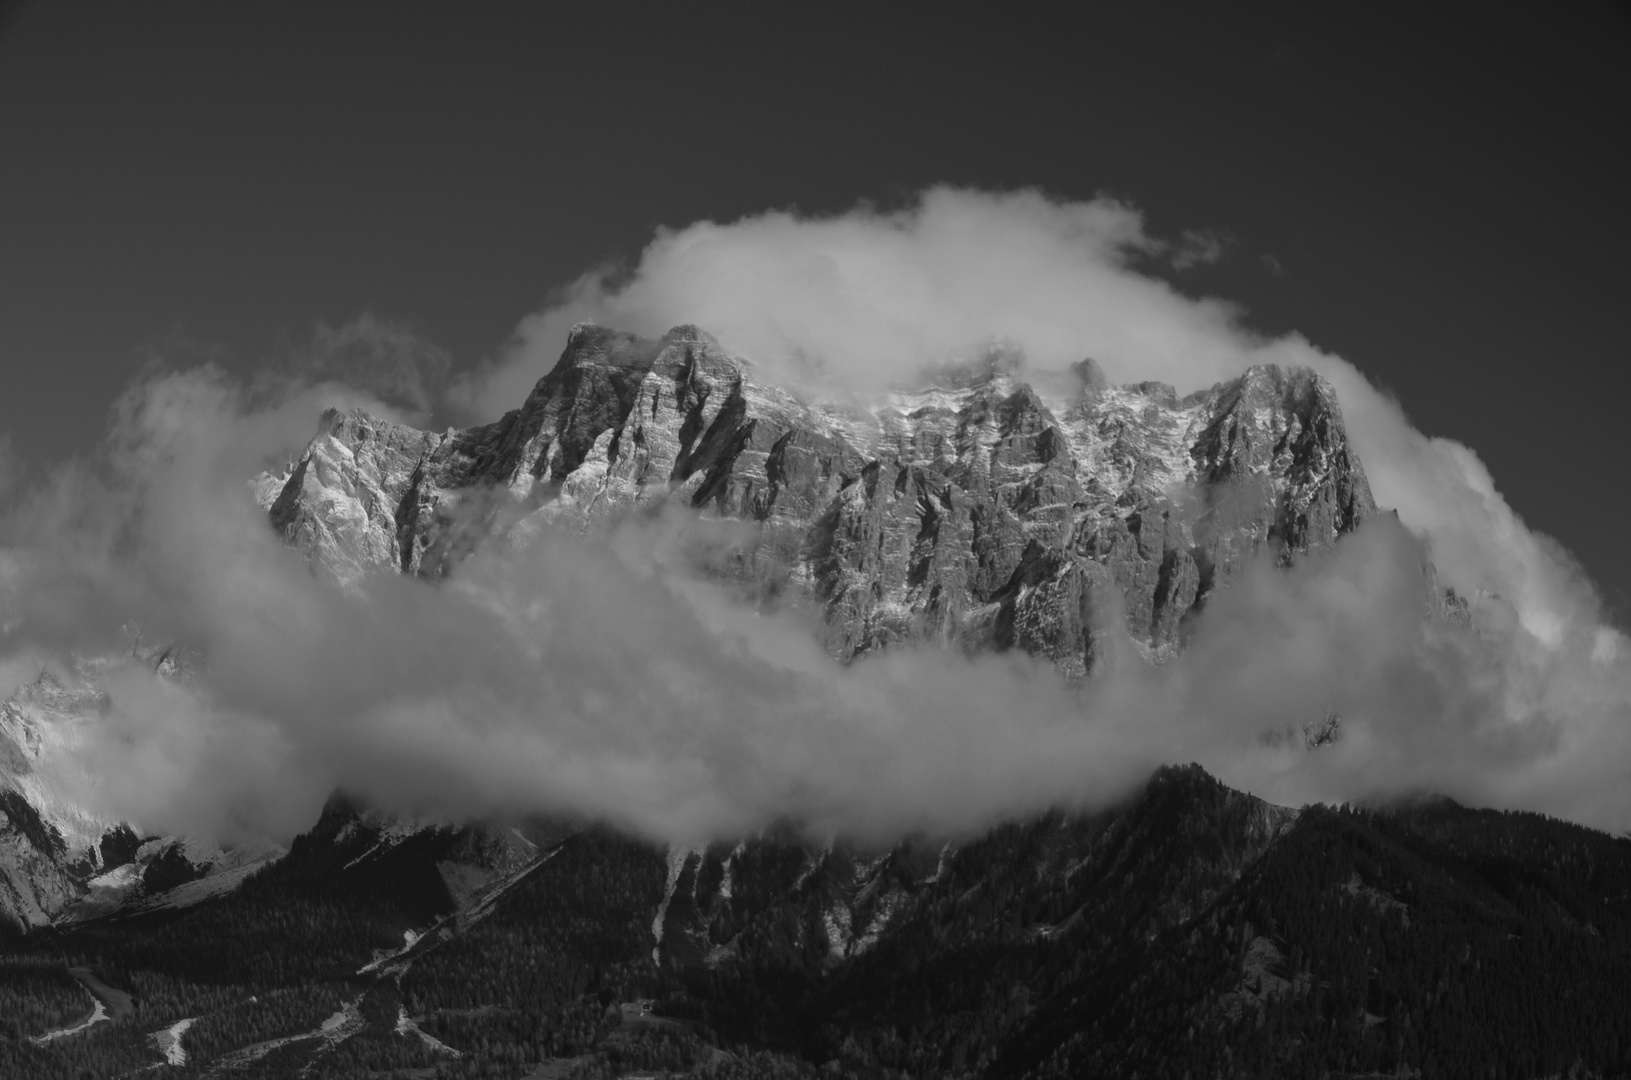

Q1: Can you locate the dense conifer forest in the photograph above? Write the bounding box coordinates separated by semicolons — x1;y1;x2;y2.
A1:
3;766;1630;1078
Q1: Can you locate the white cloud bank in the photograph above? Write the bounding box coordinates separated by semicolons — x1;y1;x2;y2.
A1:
455;188;1602;651
2;187;1627;844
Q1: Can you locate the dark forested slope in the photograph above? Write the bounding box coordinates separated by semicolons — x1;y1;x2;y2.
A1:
4;765;1630;1078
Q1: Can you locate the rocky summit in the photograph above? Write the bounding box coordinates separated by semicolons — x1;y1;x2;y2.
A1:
259;323;1375;674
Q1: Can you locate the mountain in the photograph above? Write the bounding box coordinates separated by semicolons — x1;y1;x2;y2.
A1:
8;324;1627;1078
257;323;1376;670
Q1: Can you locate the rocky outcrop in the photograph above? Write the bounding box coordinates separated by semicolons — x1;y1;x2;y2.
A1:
139;841;211;894
259;324;1378;672
0;789;78;932
0;657;283;931
0;668;117;929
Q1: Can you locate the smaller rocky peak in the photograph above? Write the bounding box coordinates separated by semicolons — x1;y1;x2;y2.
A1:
140;840;211;893
1125;380;1179;408
317;405;378;442
1191;363;1376;540
512;324;670;436
1071;357;1109;395
661;323;720;347
1196;365;1326;445
563;321;599;345
316;405;349;435
1147;762;1228;799
1281;368;1345;428
994;381;1062;434
644;335;748;406
313;406;435;459
1217;364;1338;421
541;324;665;386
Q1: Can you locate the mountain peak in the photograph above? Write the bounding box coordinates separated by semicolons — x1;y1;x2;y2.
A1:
262;323;1391;671
1071;356;1109;394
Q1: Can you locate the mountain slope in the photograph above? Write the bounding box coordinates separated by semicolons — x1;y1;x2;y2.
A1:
259;324;1376;670
8;765;1631;1078
1002;797;1631;1079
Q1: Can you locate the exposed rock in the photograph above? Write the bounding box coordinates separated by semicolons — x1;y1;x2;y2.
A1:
140;841;211;893
1;659;281;929
260;323;1381;671
97;823;143;871
0;789;78;931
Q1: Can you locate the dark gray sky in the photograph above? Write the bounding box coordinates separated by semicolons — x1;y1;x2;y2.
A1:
2;3;1628;615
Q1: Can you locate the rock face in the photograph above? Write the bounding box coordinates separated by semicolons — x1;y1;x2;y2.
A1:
0;788;79;932
0;656;283;933
0;668;117;931
261;324;1375;675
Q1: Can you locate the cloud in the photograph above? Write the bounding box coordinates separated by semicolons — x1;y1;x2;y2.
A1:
2;188;1629;846
452;189;1249;415
0;377;1153;840
7;389;1629;844
452;186;1603;656
1168;228;1229;270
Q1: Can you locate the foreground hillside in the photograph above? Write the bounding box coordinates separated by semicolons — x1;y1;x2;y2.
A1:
3;764;1629;1079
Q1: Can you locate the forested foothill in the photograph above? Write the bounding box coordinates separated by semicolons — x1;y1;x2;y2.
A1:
3;766;1629;1078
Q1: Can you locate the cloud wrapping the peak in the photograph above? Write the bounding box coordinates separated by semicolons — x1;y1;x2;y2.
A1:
451;188;1259;412
453;187;1603;653
1;188;1627;845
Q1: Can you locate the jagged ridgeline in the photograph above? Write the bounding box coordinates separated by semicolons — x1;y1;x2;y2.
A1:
259;323;1374;672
